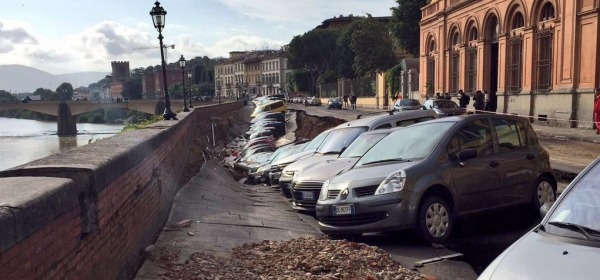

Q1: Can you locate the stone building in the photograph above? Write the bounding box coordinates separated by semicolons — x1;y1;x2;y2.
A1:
110;61;130;99
141;69;187;99
420;0;599;127
214;50;291;99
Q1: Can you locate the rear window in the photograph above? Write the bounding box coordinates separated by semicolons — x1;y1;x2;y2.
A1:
400;99;420;106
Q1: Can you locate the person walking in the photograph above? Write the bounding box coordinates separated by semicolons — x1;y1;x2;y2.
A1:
594;88;600;134
473;90;485;113
350;93;357;109
343;94;349;109
483;90;490;112
458;90;470;113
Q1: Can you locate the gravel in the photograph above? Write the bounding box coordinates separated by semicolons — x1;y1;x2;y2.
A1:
151;236;429;280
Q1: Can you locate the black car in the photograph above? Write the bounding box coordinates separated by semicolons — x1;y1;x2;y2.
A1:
327;97;343;109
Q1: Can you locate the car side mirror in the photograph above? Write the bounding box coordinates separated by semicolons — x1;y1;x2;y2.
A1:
458;149;477;167
540;202;553;218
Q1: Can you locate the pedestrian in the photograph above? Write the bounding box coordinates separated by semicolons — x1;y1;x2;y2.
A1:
594;88;600;134
458;90;470;112
343;94;349;109
395;92;401;101
473;90;485;113
350;93;357;109
483;90;490;111
435;92;441;99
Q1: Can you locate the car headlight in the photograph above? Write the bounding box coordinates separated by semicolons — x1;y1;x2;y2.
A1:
284;169;296;176
249;168;258;175
319;180;330;201
375;171;406;195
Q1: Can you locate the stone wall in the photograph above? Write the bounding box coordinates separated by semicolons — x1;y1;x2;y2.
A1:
0;102;243;280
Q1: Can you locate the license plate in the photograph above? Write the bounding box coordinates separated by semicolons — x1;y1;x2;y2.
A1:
301;191;315;200
333;205;354;215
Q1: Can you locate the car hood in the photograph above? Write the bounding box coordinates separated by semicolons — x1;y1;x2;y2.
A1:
285;154;338;173
295;157;359;182
328;161;421;189
271;149;316;166
480;231;600;280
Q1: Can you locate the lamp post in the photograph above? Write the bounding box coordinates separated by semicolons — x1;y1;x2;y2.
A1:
150;1;177;120
216;76;222;103
178;55;189;112
187;70;193;108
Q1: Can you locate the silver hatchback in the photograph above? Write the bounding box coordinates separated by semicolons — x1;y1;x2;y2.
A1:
316;114;556;243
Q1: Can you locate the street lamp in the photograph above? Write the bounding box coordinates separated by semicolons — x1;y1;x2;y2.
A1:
150;1;177;120
178;55;189;112
187;70;193;108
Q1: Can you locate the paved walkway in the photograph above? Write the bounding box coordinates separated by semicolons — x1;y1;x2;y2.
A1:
135;160;319;279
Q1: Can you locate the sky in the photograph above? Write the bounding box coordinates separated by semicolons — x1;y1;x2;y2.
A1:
0;0;397;75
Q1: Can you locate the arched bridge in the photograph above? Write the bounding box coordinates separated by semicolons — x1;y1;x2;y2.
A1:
0;100;185;136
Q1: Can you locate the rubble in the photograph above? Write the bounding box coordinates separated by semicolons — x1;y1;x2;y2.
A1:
152;236;428;280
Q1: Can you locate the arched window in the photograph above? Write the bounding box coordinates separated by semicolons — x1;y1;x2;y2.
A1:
466;25;478;93
426;37;436;97
535;3;555;92
512;12;524;29
541;3;555;21
449;29;460;94
469;26;478;41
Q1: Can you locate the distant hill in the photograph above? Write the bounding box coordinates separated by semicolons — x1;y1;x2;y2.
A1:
0;64;109;93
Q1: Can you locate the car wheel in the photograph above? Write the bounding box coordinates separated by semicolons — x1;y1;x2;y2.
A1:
532;176;556;211
417;196;452;244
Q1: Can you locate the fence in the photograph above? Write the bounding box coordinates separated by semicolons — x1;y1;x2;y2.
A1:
320;76;376;98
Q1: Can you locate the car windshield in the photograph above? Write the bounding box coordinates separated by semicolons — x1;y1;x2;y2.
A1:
302;130;331;151
437;101;458;108
546;161;600;236
340;132;391;158
330;98;340;102
400;99;420;106
355;122;454;167
317;127;368;154
270;143;306;162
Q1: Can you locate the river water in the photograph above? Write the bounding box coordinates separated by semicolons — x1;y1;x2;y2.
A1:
0;117;124;171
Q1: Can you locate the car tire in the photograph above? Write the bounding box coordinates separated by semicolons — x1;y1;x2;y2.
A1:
532;176;556;212
417;195;453;244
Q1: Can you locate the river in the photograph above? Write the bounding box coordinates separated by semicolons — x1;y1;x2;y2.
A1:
0;117;124;171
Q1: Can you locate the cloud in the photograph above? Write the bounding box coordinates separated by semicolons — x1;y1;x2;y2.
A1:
76;21;154;57
0;20;38;53
208;35;286;57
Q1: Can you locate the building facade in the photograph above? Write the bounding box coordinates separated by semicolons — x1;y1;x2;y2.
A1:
420;0;599;127
214;50;291;99
141;69;186;99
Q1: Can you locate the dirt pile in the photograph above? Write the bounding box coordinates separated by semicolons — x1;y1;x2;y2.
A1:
151;236;428;280
294;110;345;140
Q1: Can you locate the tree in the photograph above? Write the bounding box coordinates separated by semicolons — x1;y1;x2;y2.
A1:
56;82;74;101
288;29;340;95
350;15;396;77
0;90;18;103
122;78;143;99
390;0;429;56
336;21;361;79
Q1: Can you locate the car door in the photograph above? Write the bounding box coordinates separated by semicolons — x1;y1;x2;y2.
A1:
447;118;504;213
491;117;536;205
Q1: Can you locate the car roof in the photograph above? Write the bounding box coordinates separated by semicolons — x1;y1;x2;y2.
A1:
411;112;530;125
337;110;438;128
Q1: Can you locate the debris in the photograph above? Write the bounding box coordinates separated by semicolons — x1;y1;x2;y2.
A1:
174;219;193;228
187;231;195;236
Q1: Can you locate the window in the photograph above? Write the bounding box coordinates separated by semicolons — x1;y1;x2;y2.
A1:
426;39;436;96
541;3;555;21
448;119;494;157
449;30;460;94
449;52;460;94
535;29;553;92
492;118;526;152
507;37;523;93
375;123;392;129
466;47;477;93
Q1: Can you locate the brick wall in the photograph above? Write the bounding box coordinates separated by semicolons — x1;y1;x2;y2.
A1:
0;101;243;280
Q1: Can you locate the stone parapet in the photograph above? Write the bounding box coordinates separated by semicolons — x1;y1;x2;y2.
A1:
0;101;243;280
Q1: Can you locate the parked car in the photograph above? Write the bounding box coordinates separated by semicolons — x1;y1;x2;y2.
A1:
327;97;343;109
305;96;321;106
290;128;401;211
422;99;463;117
249;141;309;185
279;110;438;199
251;100;287;118
316;114;556;243
269;129;334;192
251;112;285;124
393;98;422;111
478;156;600;280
